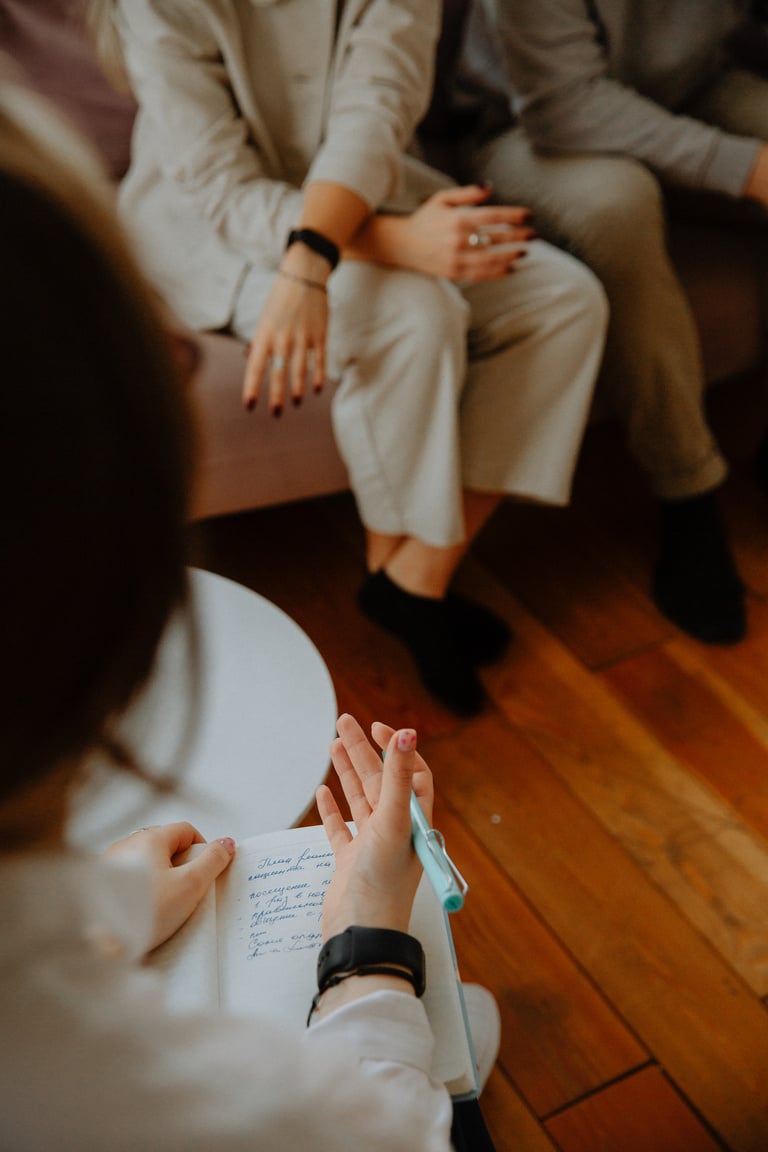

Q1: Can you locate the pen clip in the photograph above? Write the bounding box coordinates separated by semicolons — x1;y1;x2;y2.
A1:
425;826;469;903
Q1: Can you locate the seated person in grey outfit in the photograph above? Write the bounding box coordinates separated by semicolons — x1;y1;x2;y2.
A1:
420;0;768;646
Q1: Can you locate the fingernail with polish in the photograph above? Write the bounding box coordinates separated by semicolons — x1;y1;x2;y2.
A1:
245;397;256;412
397;729;417;752
218;837;236;854
272;404;283;418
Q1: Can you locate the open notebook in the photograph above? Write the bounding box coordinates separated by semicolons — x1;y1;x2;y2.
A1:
149;823;479;1100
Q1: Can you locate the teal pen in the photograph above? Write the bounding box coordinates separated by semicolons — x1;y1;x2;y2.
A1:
409;791;468;913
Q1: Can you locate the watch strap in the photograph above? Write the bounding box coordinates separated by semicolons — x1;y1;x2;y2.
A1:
286;227;340;271
317;926;426;997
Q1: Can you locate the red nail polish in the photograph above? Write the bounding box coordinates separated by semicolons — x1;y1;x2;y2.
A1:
292;395;302;407
245;397;256;412
397;729;417;752
272;404;283;418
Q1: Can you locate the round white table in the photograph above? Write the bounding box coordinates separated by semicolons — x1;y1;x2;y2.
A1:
67;568;337;850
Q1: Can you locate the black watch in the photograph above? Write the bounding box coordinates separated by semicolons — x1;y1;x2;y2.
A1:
317;926;426;997
286;227;340;271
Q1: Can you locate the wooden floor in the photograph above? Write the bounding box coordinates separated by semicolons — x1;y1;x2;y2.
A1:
195;373;768;1151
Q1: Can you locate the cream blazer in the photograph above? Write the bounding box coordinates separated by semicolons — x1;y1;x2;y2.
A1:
117;0;446;330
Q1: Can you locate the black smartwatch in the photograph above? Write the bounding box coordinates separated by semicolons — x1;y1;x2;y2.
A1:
286;227;340;271
317;926;426;998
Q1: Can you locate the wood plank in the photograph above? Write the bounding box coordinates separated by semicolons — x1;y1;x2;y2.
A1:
478;1070;560;1152
453;559;768;998
421;714;768;1149
434;800;647;1116
474;498;669;671
602;642;768;840
672;596;768;723
545;1066;724;1151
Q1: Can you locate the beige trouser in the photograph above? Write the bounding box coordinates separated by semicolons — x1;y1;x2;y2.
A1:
232;241;607;547
468;67;768;502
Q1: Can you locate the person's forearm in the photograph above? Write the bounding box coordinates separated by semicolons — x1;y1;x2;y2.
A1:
299;182;372;251
343;213;409;268
281;181;375;284
311;973;416;1024
279;181;373;285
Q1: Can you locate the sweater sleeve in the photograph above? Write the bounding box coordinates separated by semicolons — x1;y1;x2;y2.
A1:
303;990;454;1150
489;0;760;197
116;0;304;269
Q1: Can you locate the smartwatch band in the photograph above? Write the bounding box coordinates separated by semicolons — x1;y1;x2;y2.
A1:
286;227;340;271
317;926;426;997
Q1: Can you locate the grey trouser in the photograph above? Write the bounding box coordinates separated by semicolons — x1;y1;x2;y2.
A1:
469;67;768;501
233;243;607;547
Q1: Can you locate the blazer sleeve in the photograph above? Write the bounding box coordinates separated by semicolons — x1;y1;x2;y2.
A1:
115;0;304;269
488;0;760;197
308;0;442;208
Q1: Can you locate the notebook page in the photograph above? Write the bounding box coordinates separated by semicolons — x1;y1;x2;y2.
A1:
215;825;475;1092
215;825;331;1027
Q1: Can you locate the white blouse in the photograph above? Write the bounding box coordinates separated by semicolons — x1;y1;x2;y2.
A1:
0;853;452;1151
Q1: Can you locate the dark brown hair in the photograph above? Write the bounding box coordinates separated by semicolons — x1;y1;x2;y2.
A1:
0;130;195;799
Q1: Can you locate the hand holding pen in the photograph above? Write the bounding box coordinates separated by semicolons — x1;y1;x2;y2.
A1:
317;714;433;941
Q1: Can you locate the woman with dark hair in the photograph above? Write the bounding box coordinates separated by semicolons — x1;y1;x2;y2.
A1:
0;79;497;1150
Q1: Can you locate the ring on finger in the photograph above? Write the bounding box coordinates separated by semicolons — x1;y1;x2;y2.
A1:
467;229;492;249
271;354;286;370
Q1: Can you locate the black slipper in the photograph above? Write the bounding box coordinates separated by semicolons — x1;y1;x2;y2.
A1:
652;491;746;645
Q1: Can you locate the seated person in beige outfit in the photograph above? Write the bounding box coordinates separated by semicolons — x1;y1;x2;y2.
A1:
0;73;500;1150
421;0;768;646
86;0;608;716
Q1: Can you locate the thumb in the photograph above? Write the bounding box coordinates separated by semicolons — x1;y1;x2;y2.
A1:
437;183;492;209
378;729;418;823
183;837;236;896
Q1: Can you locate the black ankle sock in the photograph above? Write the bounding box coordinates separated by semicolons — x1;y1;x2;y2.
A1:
444;592;511;665
358;570;487;715
652;491;745;644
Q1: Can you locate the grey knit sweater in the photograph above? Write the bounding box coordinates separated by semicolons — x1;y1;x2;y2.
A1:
473;0;761;196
